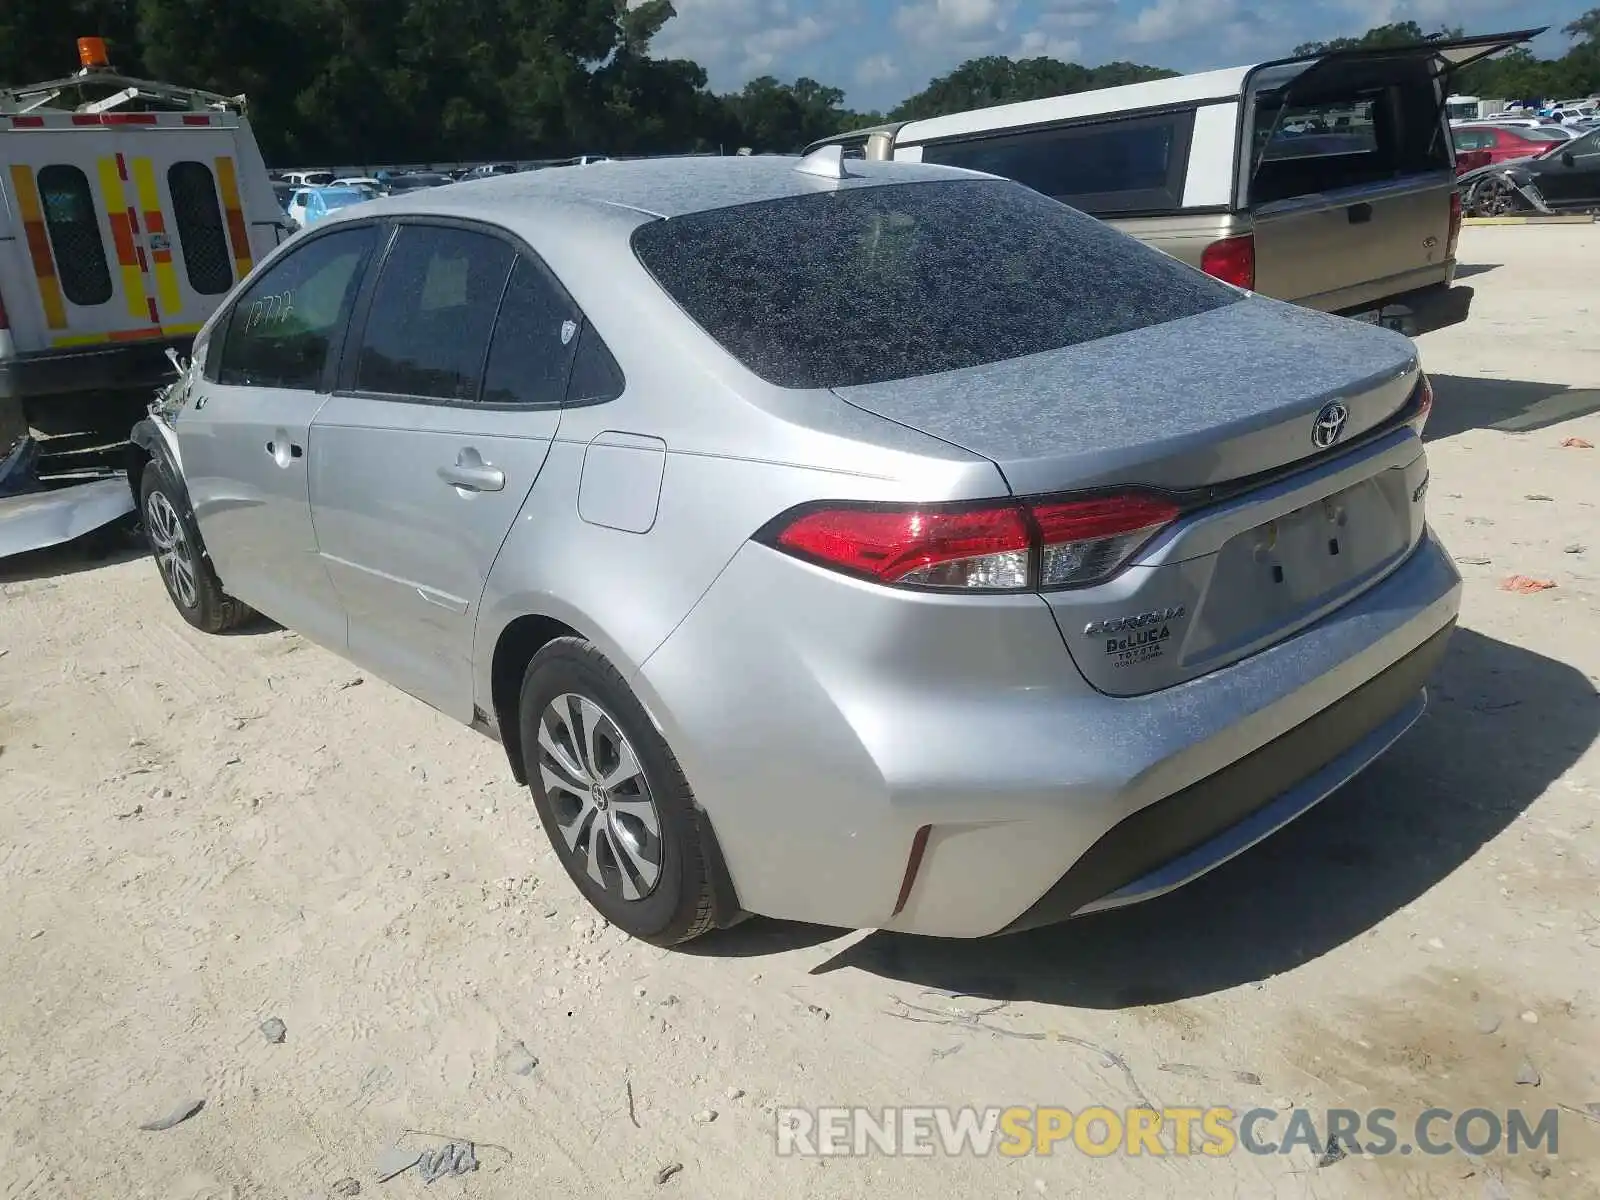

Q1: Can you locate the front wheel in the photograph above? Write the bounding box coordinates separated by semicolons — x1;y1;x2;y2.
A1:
518;638;716;946
1466;175;1524;218
140;459;255;633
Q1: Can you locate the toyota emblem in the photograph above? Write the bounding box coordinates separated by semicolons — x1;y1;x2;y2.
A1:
1312;401;1349;449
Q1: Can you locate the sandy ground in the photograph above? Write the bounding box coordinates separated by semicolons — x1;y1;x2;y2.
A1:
2;226;1598;1200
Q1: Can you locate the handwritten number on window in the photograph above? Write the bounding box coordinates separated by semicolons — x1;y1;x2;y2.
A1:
243;289;296;334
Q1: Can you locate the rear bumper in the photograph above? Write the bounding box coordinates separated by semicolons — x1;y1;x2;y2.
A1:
999;619;1452;932
1339;282;1474;338
638;527;1463;937
0;340;190;402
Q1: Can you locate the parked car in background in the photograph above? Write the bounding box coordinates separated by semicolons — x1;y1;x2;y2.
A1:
1461;124;1600;216
1453;122;1572;173
333;176;383;194
284;170;335;188
302;186;373;226
127;154;1459;945
384;171;454;193
1474;115;1564;129
465;163;521;179
806;29;1541;337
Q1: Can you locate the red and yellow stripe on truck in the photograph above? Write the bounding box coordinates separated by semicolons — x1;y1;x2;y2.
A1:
131;156;183;318
96;154;159;326
214;156;254;280
6;164;70;330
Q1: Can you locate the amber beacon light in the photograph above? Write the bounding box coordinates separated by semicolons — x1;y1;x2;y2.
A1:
78;37;111;69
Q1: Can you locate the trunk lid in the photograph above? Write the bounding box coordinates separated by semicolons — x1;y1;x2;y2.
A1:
831;296;1428;696
831;296;1418;497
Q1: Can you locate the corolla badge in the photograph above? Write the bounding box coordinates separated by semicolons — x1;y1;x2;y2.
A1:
1312;401;1350;449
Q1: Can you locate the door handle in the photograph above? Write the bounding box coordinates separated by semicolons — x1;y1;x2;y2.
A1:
438;448;505;493
1347;203;1373;224
265;438;303;466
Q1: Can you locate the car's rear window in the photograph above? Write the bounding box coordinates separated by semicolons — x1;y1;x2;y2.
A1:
630;179;1241;390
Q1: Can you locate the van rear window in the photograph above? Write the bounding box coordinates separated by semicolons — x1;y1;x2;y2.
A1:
1250;63;1452;205
917;110;1196;215
36;165;113;307
167;162;235;295
631;179;1241;391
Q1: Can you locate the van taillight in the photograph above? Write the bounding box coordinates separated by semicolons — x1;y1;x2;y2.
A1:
1447;191;1463;260
1201;234;1255;290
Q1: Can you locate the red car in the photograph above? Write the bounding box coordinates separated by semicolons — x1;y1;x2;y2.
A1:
1452;124;1570;174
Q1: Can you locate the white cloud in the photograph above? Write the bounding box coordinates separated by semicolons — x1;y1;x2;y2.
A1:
648;0;850;85
1016;29;1082;58
1124;0;1245;44
892;0;1021;52
1334;0;1535;39
1014;0;1113;59
854;53;902;88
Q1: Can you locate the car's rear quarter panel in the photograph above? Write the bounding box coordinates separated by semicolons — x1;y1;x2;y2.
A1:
639;523;1462;936
470;224;1011;739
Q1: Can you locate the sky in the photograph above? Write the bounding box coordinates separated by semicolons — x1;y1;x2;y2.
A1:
646;0;1586;111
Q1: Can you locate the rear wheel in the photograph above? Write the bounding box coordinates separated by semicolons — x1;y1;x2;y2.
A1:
518;638;715;946
140;459;255;633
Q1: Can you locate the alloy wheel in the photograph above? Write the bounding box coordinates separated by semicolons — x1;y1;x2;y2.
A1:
1474;176;1520;218
536;694;663;901
145;489;199;610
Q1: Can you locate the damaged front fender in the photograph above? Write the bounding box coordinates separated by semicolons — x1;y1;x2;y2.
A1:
1463;169;1553;216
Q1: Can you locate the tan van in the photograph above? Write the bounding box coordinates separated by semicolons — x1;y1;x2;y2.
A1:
1;38;286;443
807;29;1540;336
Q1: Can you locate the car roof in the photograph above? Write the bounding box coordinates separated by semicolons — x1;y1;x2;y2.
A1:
354;154;988;223
893;66;1258;145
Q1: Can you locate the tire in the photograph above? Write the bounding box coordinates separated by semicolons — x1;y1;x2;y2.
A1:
1467;175;1523;219
518;638;715;946
140;458;256;634
0;398;26;458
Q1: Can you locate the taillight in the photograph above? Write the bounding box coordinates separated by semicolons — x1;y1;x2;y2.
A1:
1031;495;1182;588
760;493;1182;592
1411;373;1435;437
1446;191;1463;260
769;504;1032;590
0;286;9;331
1201;234;1255;290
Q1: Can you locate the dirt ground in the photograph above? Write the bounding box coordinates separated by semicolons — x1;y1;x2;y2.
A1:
2;226;1598;1200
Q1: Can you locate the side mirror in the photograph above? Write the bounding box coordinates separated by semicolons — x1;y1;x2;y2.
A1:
1562;150;1576;167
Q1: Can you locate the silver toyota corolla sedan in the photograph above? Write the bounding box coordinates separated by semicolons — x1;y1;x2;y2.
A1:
130;152;1462;945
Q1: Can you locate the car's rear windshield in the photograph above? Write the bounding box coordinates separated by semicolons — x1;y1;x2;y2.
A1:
629;179;1242;390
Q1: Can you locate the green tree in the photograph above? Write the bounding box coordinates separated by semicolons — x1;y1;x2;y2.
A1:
889;55;1176;122
0;0;147;86
1294;21;1438;56
723;75;864;152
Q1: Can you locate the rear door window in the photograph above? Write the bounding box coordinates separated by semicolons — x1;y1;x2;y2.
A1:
918;111;1196;215
631;178;1240;390
480;255;583;408
167;161;235;295
215;225;378;390
352;224;516;402
36;165;113;307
